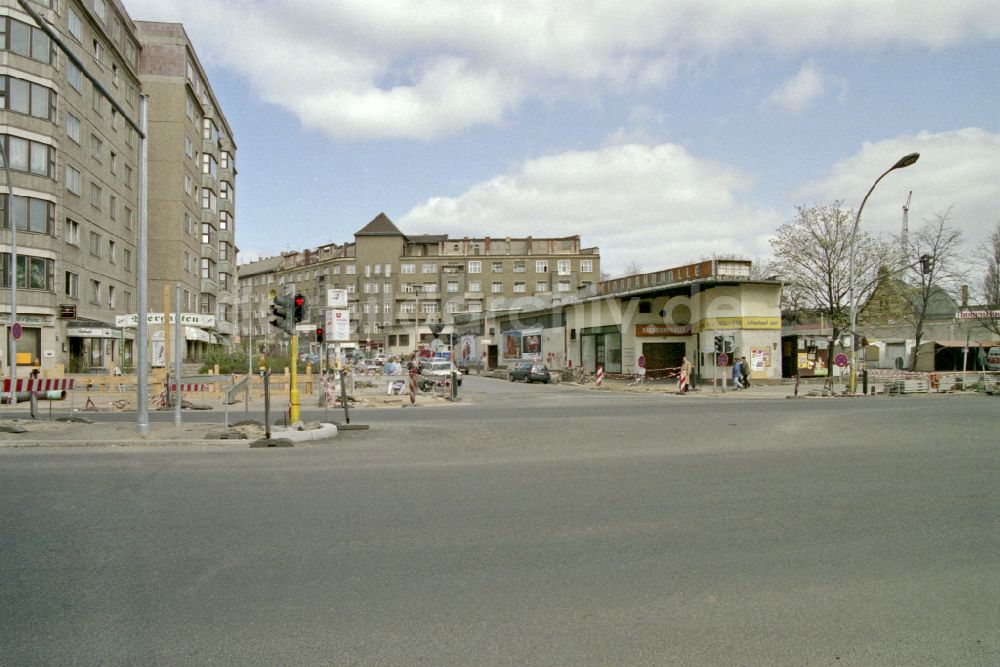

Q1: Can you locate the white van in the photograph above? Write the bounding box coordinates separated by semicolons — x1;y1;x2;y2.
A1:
986;347;1000;371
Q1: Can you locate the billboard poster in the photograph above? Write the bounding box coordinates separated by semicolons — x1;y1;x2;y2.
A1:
458;334;478;364
502;331;522;360
523;333;541;358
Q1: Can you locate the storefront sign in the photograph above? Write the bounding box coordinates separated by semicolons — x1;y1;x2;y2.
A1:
699;317;781;330
635;323;692;336
59;304;77;319
115;313;216;327
67;327;119;339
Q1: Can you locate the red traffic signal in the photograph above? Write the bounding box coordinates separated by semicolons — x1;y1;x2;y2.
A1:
293;293;306;323
315;326;324;343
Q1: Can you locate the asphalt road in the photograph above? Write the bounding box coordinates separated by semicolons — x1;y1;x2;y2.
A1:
2;379;998;665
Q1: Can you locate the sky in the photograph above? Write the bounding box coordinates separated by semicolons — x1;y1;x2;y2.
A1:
124;0;1000;278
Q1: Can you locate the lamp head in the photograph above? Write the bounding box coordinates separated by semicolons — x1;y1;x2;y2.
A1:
892;153;920;170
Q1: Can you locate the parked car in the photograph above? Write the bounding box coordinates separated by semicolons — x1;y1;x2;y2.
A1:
509;363;551;383
420;360;463;387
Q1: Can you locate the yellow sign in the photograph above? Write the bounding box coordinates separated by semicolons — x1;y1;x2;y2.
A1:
696;317;781;331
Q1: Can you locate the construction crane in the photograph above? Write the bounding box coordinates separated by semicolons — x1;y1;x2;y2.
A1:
901;191;912;247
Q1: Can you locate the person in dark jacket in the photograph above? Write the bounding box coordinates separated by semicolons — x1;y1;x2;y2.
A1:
740;356;751;389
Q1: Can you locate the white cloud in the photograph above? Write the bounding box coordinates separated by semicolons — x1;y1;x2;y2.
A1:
794;128;1000;246
762;61;825;113
400;141;781;276
124;0;1000;141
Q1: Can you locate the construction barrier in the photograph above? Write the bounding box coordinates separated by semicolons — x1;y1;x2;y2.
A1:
596;365;604;387
3;378;76;392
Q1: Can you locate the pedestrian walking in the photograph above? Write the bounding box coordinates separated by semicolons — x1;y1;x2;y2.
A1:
740;356;751;389
678;355;692;393
731;357;743;389
29;368;40;418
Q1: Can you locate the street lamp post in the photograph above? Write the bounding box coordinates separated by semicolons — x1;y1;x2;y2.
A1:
848;152;920;394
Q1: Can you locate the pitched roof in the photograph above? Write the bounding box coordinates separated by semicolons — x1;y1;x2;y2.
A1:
355;212;403;237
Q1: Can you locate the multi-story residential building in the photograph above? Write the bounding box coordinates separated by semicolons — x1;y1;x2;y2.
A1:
136;20;237;355
1;0;143;373
237;213;601;357
0;2;235;375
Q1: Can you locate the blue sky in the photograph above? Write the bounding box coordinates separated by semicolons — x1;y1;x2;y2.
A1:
127;1;1000;277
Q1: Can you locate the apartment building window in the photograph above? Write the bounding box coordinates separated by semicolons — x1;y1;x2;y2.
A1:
125;83;137;109
220;151;231;169
383;280;392;293
514;282;526;293
447;301;461;313
558;280;571;292
333;264;341;275
89;232;101;258
200;293;216;315
66;61;83;92
384;301;391;315
93;0;107;23
108;240;116;265
202;188;217;212
125;40;137;68
65;271;79;298
0;76;56;121
536;260;548;273
203;118;218;143
364;264;371;277
1;195;54;235
468;261;481;274
111;63;118;88
89;182;102;209
400;302;415;315
201;258;216;280
123;291;133;311
492;281;503;293
1;253;54;290
185;135;193;159
92;39;103;65
90;134;103;162
468;281;481;293
422;263;437;274
346;283;356;293
89;279;100;304
580;259;593;273
201;223;216;245
219;210;231;230
108;196;116;221
1;17;54;64
421;303;438;314
219;241;230;262
186;96;194;120
183;251;190;273
447;281;458;293
535;281;547;292
109;152;117;174
123;206;133;230
202;153;217;178
492;261;503;273
65;219;80;245
68;7;82;40
2;135;55;177
346;264;356;275
422;283;437;293
107;284;115;308
468;302;482;313
219;273;229;291
123;248;132;272
66;112;81;143
91;86;103;116
220;181;233;199
558;260;571;275
401;263;415;274
514;260;526;273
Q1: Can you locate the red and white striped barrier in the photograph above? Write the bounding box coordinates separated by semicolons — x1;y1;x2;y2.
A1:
596;365;604;387
3;378;76;392
168;383;209;392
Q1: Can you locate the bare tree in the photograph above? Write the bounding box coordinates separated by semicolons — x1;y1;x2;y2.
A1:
623;261;643;277
975;221;1000;338
901;211;964;368
769;202;900;342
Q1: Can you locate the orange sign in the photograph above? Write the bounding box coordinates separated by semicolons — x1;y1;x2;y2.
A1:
635;323;692;336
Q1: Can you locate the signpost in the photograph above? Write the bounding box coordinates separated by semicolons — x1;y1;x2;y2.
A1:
11;322;22;340
834;353;849;368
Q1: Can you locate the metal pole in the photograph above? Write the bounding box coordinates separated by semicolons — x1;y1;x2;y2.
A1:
136;96;149;435
1;141;16;401
848;153;919;394
289;332;299;424
174;283;182;426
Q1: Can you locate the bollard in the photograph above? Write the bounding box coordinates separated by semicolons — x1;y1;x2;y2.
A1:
862;369;868;395
409;369;416;405
596;365;604;388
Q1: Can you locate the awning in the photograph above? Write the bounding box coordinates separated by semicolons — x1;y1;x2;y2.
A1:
186;327;211;342
66;327;119;339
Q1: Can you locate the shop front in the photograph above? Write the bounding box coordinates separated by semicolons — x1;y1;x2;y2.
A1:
66;323;131;373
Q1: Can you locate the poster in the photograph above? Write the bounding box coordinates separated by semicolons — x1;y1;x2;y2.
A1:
502;331;522;360
523;334;541;358
750;346;770;374
458;334;477;364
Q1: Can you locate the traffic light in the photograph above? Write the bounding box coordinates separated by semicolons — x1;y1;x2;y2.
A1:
920;254;934;274
315;326;324;343
714;335;724;354
723;337;734;354
293;293;306;323
270;294;294;333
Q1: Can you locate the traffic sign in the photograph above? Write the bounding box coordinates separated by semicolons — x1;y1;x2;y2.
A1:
637;354;646;369
11;322;22;340
718;352;729;366
834;353;849;368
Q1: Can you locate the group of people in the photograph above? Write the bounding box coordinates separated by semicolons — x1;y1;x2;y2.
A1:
732;355;751;389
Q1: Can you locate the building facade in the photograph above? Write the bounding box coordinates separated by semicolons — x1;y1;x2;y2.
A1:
0;0;234;376
136;20;237;356
237;213;601;358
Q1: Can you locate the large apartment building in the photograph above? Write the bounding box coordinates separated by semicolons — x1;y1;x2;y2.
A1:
238;213;600;357
0;0;235;375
